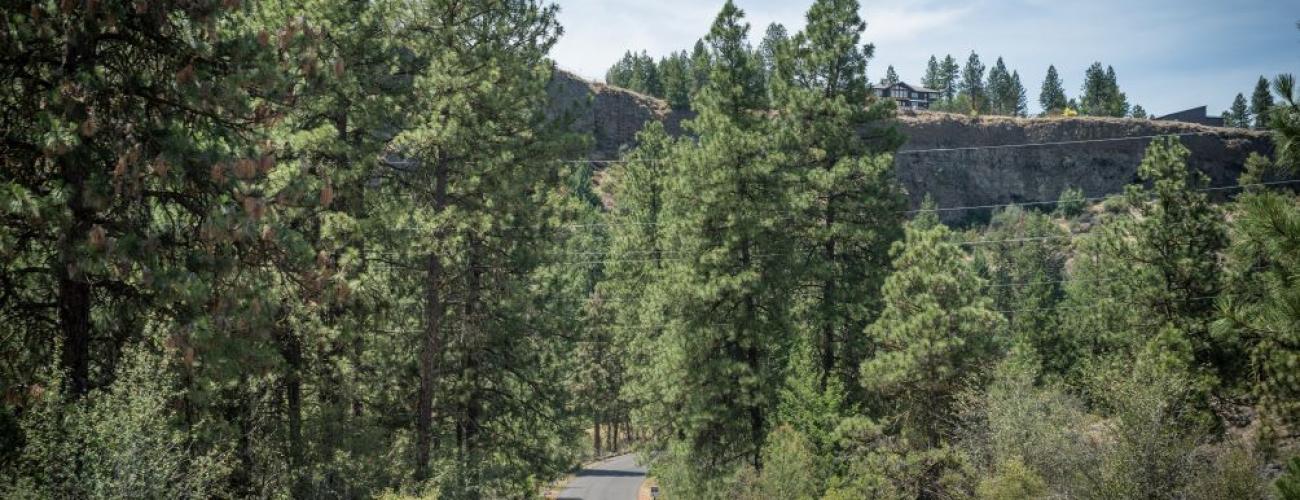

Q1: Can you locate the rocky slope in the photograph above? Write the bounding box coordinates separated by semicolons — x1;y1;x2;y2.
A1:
547;70;1272;221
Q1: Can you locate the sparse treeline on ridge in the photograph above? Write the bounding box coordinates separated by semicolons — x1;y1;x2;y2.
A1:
2;1;1300;499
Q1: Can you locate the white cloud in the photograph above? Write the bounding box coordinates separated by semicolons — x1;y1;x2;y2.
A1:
861;5;973;44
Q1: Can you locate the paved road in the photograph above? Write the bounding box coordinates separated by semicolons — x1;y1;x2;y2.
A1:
556;453;647;500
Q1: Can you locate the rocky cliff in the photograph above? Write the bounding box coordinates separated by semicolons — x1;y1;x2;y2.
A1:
547;70;1272;220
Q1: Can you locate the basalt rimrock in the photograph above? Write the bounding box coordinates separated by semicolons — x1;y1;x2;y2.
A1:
548;70;1272;221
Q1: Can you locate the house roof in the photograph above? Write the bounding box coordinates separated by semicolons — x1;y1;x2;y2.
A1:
873;81;940;94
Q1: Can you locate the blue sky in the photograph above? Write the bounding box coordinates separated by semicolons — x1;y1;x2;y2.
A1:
550;0;1299;116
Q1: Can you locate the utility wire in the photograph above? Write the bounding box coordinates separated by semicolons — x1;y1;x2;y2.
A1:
381;178;1300;233
532;131;1229;165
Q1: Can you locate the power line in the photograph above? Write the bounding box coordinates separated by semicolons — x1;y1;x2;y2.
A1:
536;131;1225;165
380;178;1299;233
894;131;1220;155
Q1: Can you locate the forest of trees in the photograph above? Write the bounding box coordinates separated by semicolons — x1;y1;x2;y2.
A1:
2;1;1300;499
606;29;1144;120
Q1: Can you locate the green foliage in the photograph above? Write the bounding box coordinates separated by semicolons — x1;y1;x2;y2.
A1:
1278;456;1300;500
1268;74;1300;170
1253;76;1276;129
1080;62;1130;117
862;215;1006;445
1216;191;1300;433
973;208;1068;374
4;4;1300;500
986;57;1027;116
1056;186;1087;218
1059;137;1228;392
5;347;233;499
923;56;943;92
975;456;1049;500
607;50;665;97
1040;65;1069;114
1227;93;1252;128
771;0;905;402
960;52;988;112
940;55;962;101
751;426;821;500
882;65;900;86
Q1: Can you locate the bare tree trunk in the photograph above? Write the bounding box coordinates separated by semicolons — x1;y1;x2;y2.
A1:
593;413;602;457
274;323;305;495
415;160;448;482
56;22;95;400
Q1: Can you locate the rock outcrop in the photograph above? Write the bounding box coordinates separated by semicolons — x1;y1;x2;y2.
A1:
548;70;1272;221
892;111;1269;221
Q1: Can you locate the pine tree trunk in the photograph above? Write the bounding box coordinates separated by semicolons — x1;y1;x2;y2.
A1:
275;324;304;492
415;159;448;481
56;22;94;400
821;194;838;391
593;413;602;456
57;263;91;397
462;240;483;487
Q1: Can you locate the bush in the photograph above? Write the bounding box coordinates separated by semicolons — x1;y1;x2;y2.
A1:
2;347;232;499
976;456;1048;500
1183;442;1267;500
1101;194;1129;214
753;426;820;500
1056;187;1087;218
957;361;1093;498
1277;455;1300;500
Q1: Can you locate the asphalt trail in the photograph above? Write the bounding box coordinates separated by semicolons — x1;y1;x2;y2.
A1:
556;453;647;500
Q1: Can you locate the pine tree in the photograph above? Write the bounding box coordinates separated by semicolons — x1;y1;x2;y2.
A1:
1009;71;1029;117
1217;91;1300;433
1132;104;1149;119
1217;191;1300;435
961;52;988;112
393;0;584;493
1251;76;1275;129
1228;93;1251;128
597;123;678;451
1104;65;1131;117
772;0;907;403
1080;62;1128;116
651;2;795;490
759;23;790;76
923;55;942;91
1040;65;1069;114
973;208;1069;373
690;39;713;101
660;51;693;109
1059;137;1228;393
941;54;961;101
986;57;1011;114
862;209;1005;446
0;0;289;404
882;65;900;86
1269;74;1300;170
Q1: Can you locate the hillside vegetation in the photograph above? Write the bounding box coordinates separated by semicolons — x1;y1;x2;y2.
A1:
1;0;1299;499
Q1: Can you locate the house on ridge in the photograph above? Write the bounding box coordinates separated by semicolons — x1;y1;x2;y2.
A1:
1155;106;1225;127
873;81;941;110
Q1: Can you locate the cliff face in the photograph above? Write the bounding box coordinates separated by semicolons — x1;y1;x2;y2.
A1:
548;71;1272;220
546;71;690;160
892;112;1269;221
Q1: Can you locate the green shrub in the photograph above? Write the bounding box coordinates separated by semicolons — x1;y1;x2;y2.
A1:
976;456;1049;500
1056;187;1087;218
1277;455;1300;500
1183;443;1267;500
2;347;232;499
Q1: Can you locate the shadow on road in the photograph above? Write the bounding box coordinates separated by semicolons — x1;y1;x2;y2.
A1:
572;468;644;478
